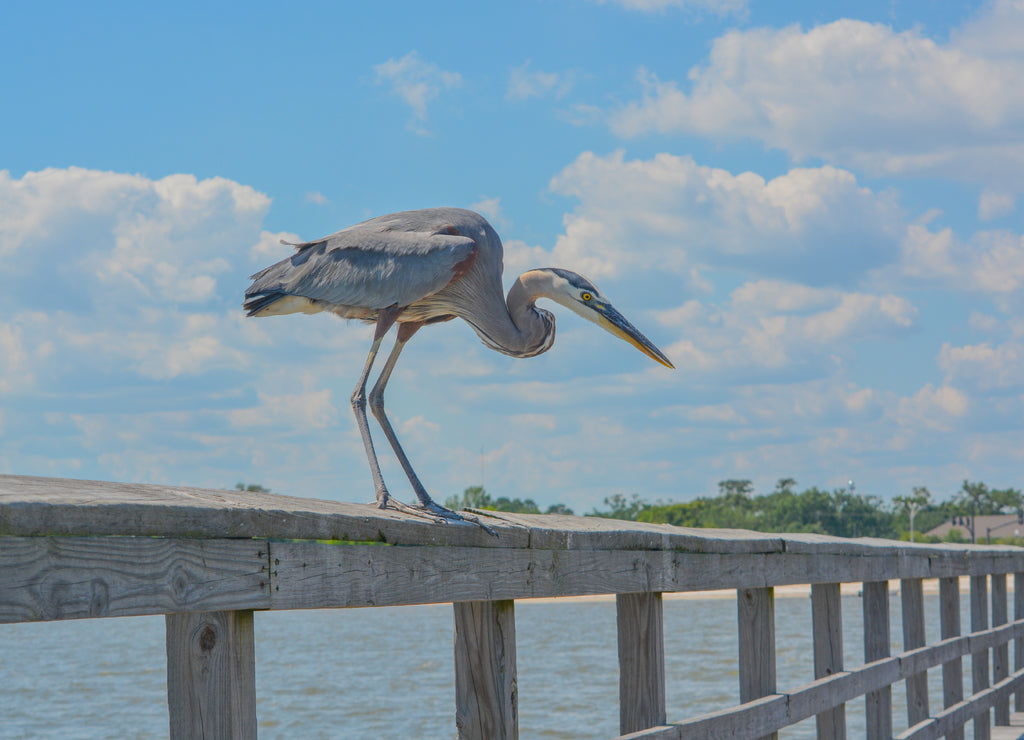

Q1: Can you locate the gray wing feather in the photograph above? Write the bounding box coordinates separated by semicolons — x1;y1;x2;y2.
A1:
248;227;477;310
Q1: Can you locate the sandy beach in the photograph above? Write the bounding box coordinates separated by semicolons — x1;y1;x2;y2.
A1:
519;575;979;605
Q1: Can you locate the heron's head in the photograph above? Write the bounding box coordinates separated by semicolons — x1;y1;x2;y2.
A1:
527;268;675;369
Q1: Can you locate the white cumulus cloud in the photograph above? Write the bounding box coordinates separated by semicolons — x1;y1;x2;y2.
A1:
609;5;1024;188
547;150;903;284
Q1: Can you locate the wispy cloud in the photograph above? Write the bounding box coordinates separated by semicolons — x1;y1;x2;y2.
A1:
590;0;748;17
374;50;462;134
506;61;573;101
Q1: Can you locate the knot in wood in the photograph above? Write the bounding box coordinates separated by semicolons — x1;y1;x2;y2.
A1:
198;624;218;652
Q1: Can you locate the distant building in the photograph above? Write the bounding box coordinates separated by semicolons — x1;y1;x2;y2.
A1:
925;514;1023;543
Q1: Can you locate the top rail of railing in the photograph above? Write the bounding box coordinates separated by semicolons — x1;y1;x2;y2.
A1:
3;473;1024;625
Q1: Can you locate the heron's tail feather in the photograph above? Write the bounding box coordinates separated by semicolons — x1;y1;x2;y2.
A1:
243;291;321;317
243;292;282;317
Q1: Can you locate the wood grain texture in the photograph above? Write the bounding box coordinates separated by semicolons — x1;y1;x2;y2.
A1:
862;581;892;740
737;587;777;740
0;536;268;624
895;669;1024;740
7;473;1024;567
617;592;666;734
941;576;966;740
901;578;930;726
811;582;845;740
166;610;256;740
993;574;1010;725
1017;573;1024;712
972;575;992;740
453;600;517;740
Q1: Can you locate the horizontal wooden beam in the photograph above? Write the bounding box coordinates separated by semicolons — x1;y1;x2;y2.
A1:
8;534;1024;625
5;473;1024;564
895;670;1024;740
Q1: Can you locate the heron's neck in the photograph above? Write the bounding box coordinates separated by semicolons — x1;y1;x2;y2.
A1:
484;270;551;358
457;270;553;358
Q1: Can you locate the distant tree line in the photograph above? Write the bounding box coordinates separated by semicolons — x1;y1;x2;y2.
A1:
236;479;1024;543
587;479;1024;543
444;486;574;515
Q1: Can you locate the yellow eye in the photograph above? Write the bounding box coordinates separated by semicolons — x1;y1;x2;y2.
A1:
582;292;593;301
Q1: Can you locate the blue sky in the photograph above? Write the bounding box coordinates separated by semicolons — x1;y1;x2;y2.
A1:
2;0;1023;512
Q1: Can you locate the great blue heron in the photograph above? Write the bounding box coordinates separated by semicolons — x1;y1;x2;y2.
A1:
244;207;673;529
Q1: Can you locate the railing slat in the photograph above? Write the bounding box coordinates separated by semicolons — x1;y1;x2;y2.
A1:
811;582;846;739
972;575;992;740
863;580;893;739
165;609;256;740
902;577;930;725
453;599;518;740
617;592;667;734
992;573;1009;725
940;576;966;740
1015;572;1024;713
737;586;777;740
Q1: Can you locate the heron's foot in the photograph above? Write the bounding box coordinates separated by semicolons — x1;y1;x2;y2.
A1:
416;499;498;537
376;491;497;536
375;490;447;524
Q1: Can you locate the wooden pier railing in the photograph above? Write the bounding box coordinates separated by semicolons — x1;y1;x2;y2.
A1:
4;473;1024;739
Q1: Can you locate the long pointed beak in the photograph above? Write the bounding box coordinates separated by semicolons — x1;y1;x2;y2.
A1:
595;303;675;369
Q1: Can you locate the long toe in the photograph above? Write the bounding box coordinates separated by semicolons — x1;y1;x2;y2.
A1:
428;503;498;537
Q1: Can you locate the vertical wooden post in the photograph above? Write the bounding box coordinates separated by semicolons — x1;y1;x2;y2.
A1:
940;576;965;740
971;575;991;740
862;581;892;740
811;582;846;740
453;600;518;740
737;586;777;740
991;573;1009;725
166;610;256;740
901;578;929;726
617;592;666;734
1016;573;1024;713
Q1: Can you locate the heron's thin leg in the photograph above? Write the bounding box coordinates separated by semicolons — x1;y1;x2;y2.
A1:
368;322;433;503
369;321;497;535
351;307;403;507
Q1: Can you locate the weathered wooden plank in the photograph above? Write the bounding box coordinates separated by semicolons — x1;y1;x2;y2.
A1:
263;541;1024;612
1016;573;1024;713
0;473;523;547
671;694;788;740
972;575;992;740
453;600;518;740
8;474;1024;566
863;581;893;739
811;582;846;740
796;658;902;721
9;535;1024;627
166;609;256;740
630;657;902;740
902;577;930;726
899;621;1024;681
0;536;268;624
992;574;1009;725
941;575;966;740
991;711;1024;740
737;586;777;740
895;669;1024;740
617;592;666;734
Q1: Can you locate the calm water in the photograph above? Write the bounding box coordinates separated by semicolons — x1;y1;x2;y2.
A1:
0;592;987;739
